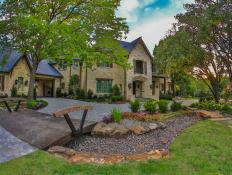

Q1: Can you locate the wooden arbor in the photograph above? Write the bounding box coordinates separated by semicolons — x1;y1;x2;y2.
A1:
53;105;93;136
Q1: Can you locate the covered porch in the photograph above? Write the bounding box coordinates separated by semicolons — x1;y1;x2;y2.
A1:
132;75;148;98
152;73;171;95
35;75;56;97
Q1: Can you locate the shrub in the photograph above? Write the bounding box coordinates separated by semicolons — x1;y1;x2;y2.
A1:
76;89;86;99
224;89;232;103
144;100;158;114
111;96;123;102
171;101;182;112
199;96;214;102
112;84;121;96
111;108;122;124
56;88;62;97
11;85;17;97
27;100;48;110
87;89;93;99
159;94;172;100
158;100;169;113
102;116;113;124
129;100;141;113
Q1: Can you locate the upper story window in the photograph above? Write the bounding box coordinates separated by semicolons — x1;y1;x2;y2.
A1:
99;62;113;68
0;75;4;91
72;61;78;69
134;60;147;74
58;60;67;70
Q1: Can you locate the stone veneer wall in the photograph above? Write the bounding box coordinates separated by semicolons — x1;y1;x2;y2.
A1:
126;42;157;100
82;64;125;96
1;58;31;96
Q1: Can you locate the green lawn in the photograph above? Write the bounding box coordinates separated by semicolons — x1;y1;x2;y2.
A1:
1;120;232;175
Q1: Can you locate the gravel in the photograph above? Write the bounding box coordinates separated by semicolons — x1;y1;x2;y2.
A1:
66;115;202;155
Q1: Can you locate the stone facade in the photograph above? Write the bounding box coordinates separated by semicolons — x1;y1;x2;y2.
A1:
0;38;170;100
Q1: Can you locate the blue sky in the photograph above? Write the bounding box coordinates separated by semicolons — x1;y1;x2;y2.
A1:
117;0;194;52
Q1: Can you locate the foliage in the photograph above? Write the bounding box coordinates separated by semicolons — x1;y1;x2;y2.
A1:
27;100;48;110
171;102;182;112
0;0;129;99
69;75;79;95
144;100;158;114
129;100;141;113
159;93;173;100
0;92;7;98
190;101;224;112
111;108;122;124
223;89;232;103
76;89;86;99
102;116;113;124
158;100;169;113
111;96;123;103
87;89;93;99
112;84;121;96
56;88;62;97
10;85;17;97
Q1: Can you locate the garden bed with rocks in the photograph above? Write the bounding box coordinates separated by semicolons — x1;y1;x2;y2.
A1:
66;114;202;156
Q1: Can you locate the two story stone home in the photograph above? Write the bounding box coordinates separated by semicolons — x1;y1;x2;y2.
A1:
0;37;171;100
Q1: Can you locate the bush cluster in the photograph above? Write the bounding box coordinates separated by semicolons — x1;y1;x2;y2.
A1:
27;100;48;110
158;100;169;113
129;100;141;112
191;101;232;115
144;100;158;114
171;101;182;112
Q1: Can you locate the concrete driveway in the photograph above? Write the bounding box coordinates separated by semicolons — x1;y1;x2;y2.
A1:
0;126;36;163
39;98;130;122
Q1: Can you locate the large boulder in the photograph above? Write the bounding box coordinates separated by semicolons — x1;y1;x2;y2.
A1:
110;125;129;137
91;122;116;136
48;146;77;159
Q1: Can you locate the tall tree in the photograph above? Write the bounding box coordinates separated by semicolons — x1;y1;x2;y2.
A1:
154;31;225;102
175;0;232;80
0;0;129;99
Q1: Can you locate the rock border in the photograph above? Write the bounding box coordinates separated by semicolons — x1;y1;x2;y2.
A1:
48;146;169;164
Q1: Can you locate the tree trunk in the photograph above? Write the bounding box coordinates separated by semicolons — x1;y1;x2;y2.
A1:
171;75;176;97
79;64;83;89
28;61;38;100
211;83;221;103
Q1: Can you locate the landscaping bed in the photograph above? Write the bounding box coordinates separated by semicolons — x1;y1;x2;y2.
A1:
66;114;202;156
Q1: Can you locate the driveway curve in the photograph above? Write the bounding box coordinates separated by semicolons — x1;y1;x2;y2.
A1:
39;98;130;122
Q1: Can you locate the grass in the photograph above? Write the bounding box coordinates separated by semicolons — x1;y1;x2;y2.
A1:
0;120;232;175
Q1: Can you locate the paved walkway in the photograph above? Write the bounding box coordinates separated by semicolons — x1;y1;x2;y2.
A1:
0;111;94;150
39;98;130;122
0;126;36;163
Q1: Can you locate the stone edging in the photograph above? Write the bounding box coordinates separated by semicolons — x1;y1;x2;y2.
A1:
48;146;169;164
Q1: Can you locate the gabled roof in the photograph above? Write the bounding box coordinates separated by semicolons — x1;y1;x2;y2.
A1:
118;37;153;60
0;50;23;72
0;50;62;78
36;60;63;78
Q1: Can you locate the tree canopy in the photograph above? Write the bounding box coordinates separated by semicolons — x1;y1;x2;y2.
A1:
0;0;129;99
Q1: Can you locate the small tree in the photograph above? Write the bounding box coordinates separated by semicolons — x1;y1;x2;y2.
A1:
112;84;121;96
69;75;79;95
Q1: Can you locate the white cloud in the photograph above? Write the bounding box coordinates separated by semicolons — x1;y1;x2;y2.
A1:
118;0;140;22
119;0;195;52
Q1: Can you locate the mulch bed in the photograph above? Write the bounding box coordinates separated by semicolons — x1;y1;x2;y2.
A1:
66;115;202;155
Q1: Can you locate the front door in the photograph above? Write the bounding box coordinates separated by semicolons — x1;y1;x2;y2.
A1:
43;81;54;97
135;81;143;98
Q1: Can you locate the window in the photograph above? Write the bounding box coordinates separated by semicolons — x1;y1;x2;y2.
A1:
99;62;113;68
72;61;78;69
18;77;24;92
0;75;4;91
134;60;147;74
58;60;67;70
96;80;112;93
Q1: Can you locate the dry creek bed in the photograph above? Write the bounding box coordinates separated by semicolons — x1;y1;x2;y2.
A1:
66;115;202;156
